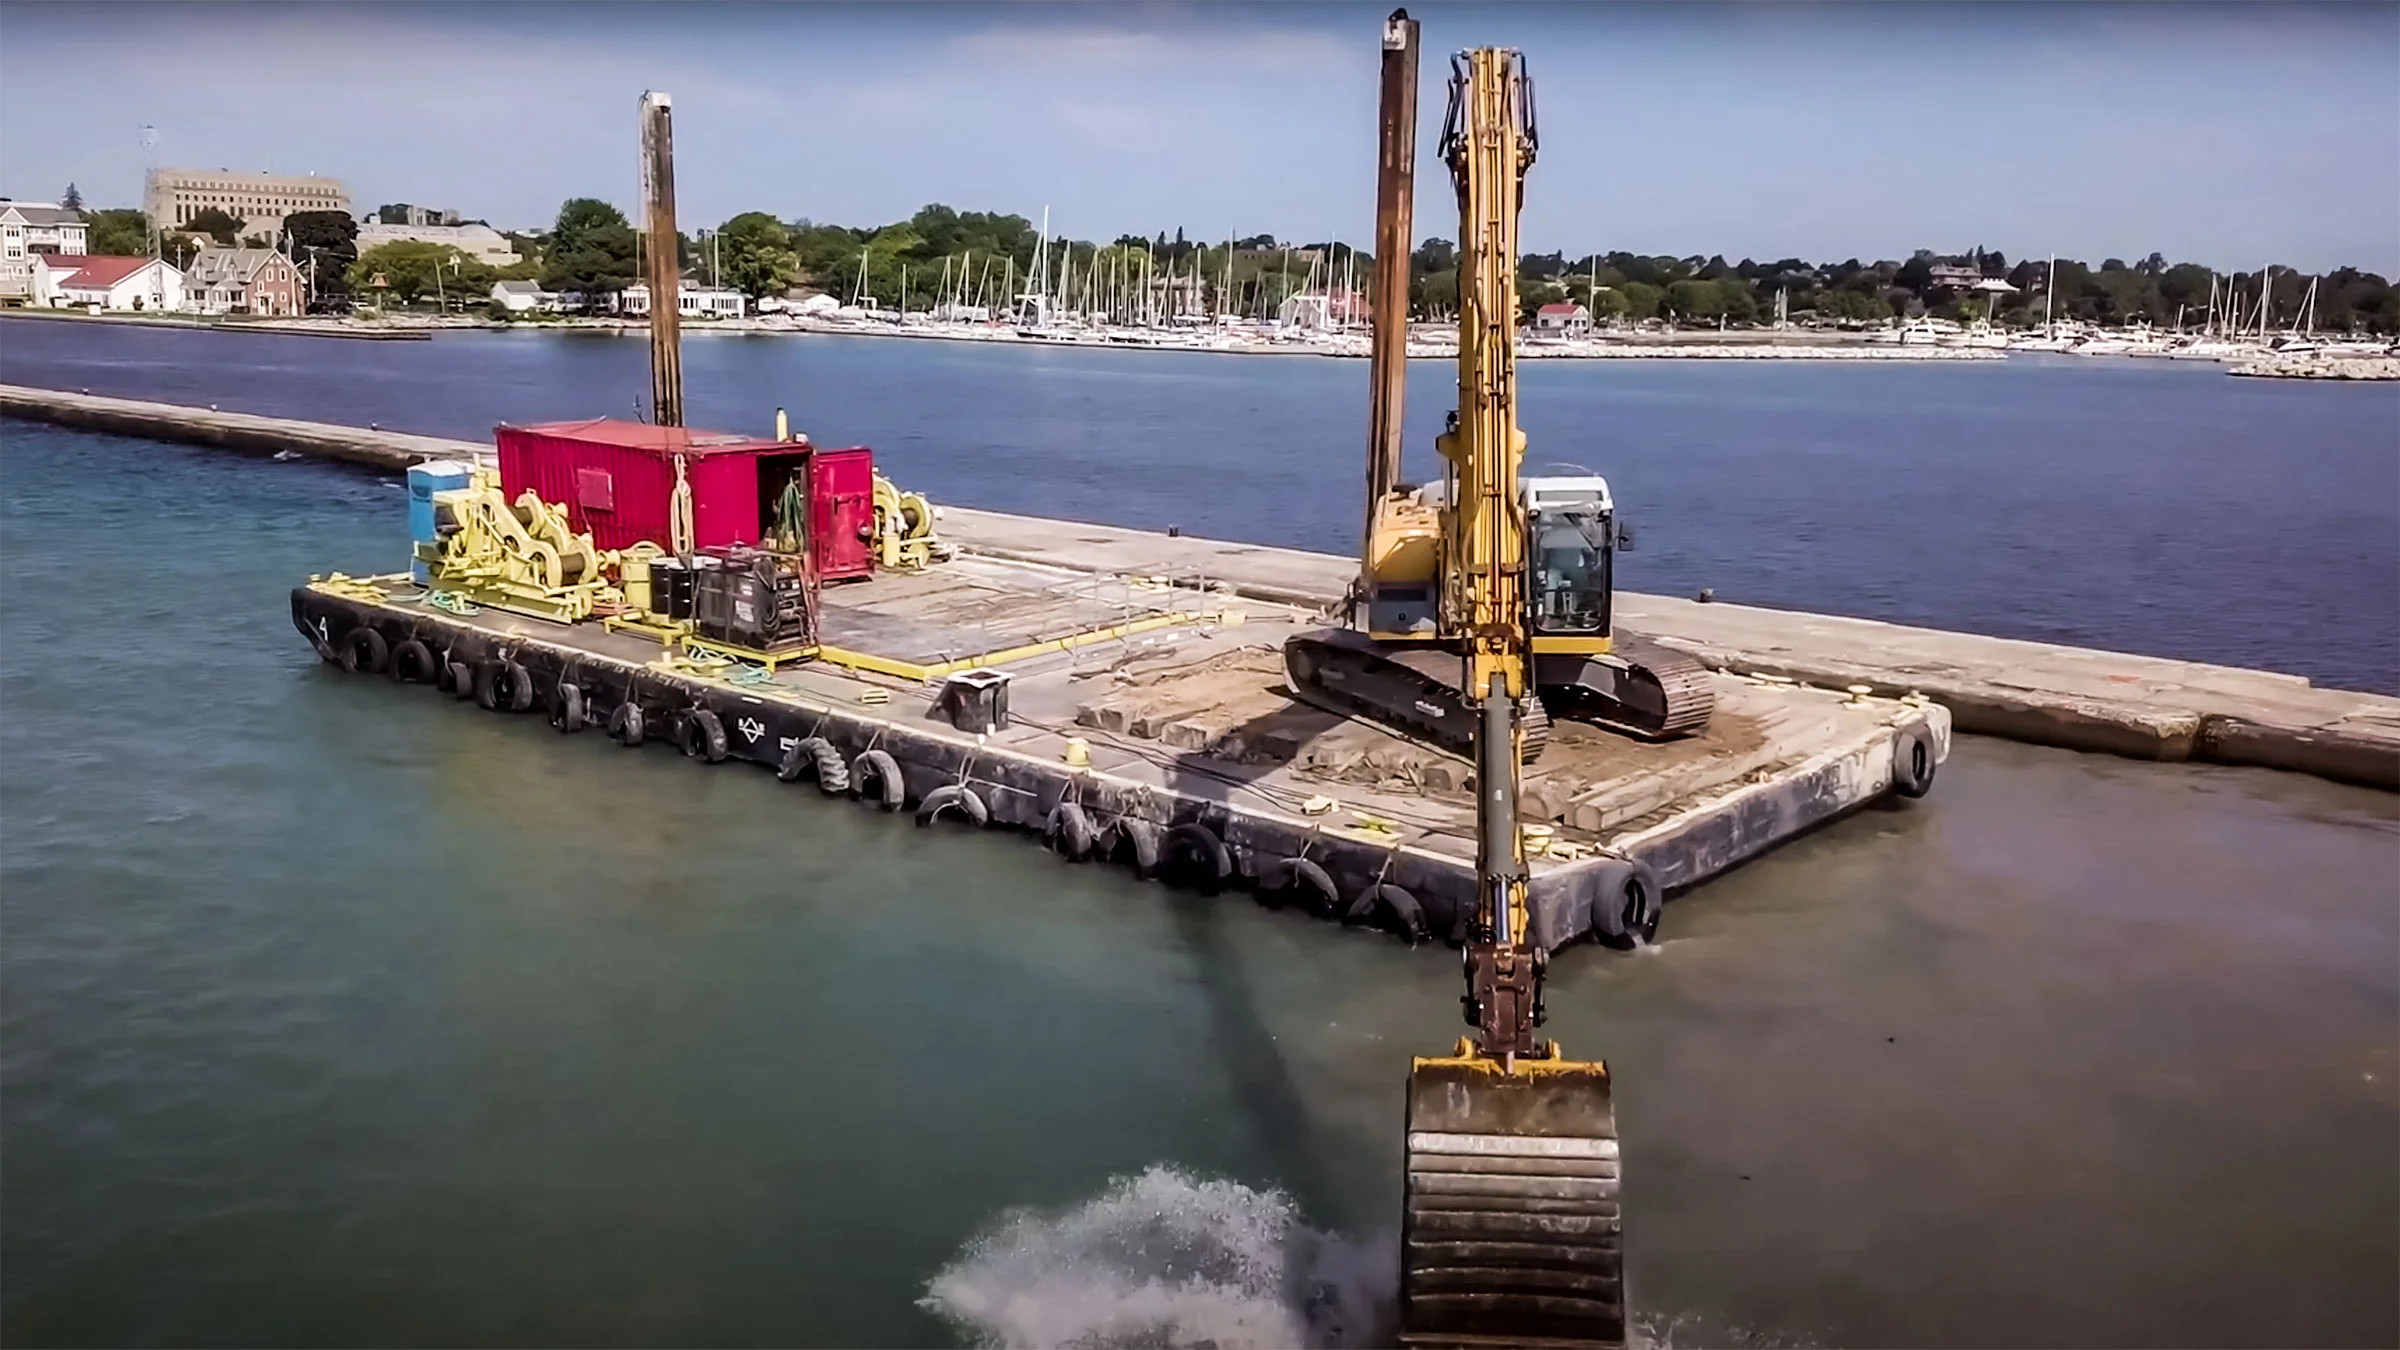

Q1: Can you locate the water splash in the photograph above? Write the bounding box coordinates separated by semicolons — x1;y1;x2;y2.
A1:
920;1164;1395;1349
922;1164;1801;1350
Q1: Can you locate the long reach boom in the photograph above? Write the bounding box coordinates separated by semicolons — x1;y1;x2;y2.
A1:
1396;44;1630;1350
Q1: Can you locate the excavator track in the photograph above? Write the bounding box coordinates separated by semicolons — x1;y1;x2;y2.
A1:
1556;633;1715;741
1285;629;1710;765
1402;1050;1625;1349
1284;629;1550;762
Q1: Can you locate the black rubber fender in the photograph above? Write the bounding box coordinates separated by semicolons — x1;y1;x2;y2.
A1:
475;659;533;712
1590;858;1664;946
1162;823;1232;892
339;625;389;675
1347;882;1428;944
1892;724;1938;799
609;701;646;747
1264;857;1340;914
502;660;534;713
389;638;438;684
852;748;905;810
780;736;850;792
444;659;475;700
679;707;729;762
1044;801;1097;860
1110;818;1163;878
917;784;990;828
547;681;585;733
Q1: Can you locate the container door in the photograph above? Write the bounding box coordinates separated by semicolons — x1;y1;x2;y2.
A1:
811;447;876;581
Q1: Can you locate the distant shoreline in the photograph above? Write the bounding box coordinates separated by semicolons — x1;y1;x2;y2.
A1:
15;306;2388;376
0;307;2002;361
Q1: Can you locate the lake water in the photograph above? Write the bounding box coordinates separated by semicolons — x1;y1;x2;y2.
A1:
1;327;2396;1348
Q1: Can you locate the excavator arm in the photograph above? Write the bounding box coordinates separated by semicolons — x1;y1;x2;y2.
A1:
1400;47;1628;1350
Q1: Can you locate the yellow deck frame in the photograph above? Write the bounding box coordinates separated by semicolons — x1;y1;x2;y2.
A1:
389;576;1198;685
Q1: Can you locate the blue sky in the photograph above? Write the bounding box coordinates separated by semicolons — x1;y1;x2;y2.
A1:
2;2;2394;272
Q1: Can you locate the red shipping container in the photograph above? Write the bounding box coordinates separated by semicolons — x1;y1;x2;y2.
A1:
494;418;875;581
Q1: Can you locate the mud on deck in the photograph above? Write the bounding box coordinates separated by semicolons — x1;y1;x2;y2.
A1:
291;552;1950;950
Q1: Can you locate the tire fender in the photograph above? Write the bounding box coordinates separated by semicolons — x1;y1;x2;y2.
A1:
609;701;646;747
852;749;905;810
778;737;849;793
1892;724;1938;799
445;660;475;700
1163;823;1232;892
1111;818;1164;878
1265;857;1339;914
340;625;389;675
389;638;437;684
501;660;534;713
917;784;990;828
1044;801;1097;860
1590;858;1664;946
473;660;503;710
547;681;586;733
1347;883;1427;944
679;707;729;762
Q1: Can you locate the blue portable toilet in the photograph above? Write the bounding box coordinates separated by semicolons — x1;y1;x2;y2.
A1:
407;459;474;584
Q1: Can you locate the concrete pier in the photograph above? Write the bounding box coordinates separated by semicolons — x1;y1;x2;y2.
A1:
5;382;2394;790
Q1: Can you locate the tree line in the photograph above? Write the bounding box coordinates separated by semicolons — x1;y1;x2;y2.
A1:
56;191;2400;334
1497;246;2400;334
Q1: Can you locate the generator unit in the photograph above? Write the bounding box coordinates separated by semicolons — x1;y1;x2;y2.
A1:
692;546;819;653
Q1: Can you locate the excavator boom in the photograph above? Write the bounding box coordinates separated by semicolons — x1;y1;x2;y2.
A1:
1396;44;1629;1350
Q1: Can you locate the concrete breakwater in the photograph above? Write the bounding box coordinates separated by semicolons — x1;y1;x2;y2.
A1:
2228;354;2400;381
3;382;2394;790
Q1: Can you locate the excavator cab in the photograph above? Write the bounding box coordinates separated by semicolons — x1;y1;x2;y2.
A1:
1524;476;1616;639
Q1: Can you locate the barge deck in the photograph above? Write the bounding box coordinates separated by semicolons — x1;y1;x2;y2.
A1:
290;555;1947;948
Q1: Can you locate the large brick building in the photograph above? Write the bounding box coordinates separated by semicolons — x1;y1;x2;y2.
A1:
144;168;348;238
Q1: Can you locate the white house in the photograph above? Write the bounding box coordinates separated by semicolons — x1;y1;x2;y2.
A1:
619;281;745;319
33;255;186;312
1532;302;1591;334
488;278;560;313
1;201;90;302
781;290;840;316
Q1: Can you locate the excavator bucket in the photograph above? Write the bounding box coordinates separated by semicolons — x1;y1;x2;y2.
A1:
1401;1041;1625;1349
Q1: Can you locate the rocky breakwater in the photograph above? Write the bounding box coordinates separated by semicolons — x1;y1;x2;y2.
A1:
2228;354;2400;381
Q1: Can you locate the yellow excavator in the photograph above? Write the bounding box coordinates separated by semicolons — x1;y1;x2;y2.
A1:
1314;26;1632;1348
1284;33;1712;764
